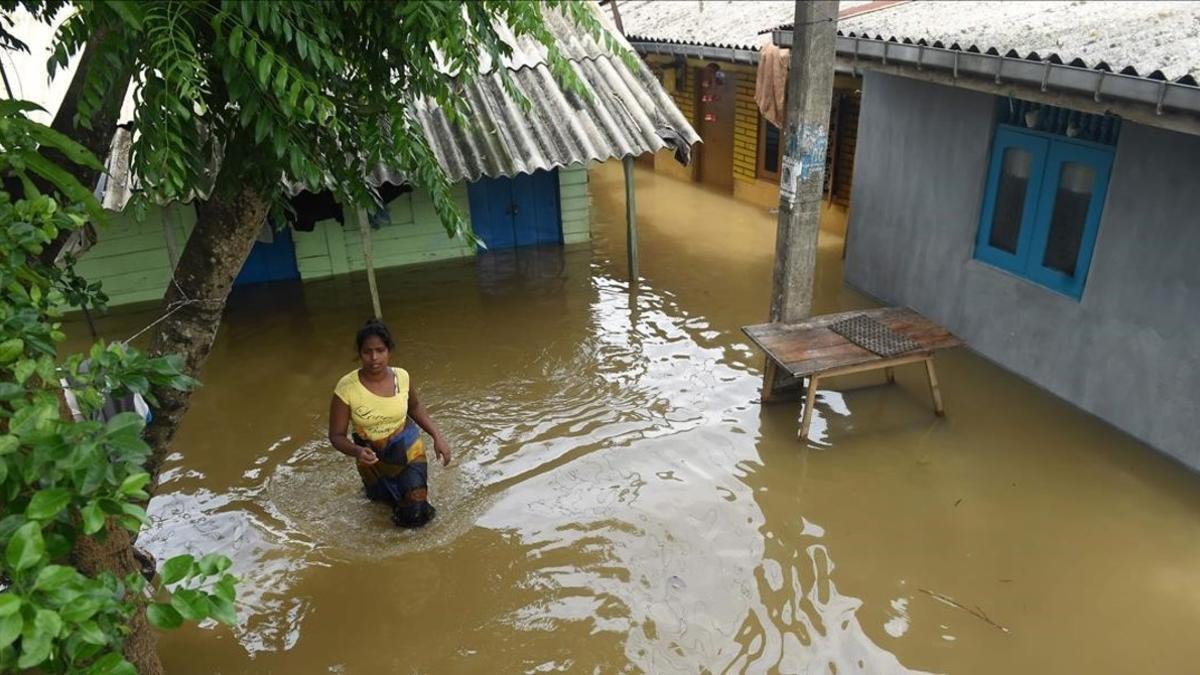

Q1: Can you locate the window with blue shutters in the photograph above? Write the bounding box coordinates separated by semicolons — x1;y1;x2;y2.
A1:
975;100;1118;299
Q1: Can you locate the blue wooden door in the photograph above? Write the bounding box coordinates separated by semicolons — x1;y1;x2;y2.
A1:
234;226;301;286
467;170;562;251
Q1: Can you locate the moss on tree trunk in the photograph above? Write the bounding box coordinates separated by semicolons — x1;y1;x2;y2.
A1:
74;523;162;674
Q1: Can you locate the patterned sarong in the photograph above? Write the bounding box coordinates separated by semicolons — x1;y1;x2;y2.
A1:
353;418;436;527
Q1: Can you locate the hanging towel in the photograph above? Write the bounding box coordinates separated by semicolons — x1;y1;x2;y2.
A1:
755;43;790;129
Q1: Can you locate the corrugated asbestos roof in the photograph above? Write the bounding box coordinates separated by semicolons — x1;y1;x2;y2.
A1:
58;3;699;209
615;0;795;51
414;4;700;183
616;1;883;52
416;52;696;183
778;1;1200;84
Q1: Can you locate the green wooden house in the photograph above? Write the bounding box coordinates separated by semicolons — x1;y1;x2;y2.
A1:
77;6;697;307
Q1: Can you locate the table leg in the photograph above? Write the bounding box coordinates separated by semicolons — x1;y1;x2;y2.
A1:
799;375;819;440
761;360;779;402
925;357;945;416
884;367;895;384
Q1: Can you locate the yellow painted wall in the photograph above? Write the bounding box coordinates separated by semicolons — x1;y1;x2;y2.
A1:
644;56;761;193
651;56;698;181
732;69;759;185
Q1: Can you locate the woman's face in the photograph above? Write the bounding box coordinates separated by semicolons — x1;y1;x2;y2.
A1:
358;335;390;374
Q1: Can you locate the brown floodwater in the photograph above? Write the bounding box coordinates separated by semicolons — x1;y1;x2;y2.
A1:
66;162;1200;674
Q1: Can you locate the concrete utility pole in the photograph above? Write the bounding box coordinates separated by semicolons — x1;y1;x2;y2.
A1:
763;0;838;398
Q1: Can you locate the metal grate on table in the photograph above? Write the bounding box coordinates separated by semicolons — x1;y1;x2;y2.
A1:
827;314;921;358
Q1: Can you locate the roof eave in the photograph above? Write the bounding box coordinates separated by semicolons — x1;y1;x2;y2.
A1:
629;40;760;67
773;30;1200;136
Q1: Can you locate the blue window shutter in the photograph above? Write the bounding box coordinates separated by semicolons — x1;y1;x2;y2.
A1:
1024;140;1114;298
974;127;1049;275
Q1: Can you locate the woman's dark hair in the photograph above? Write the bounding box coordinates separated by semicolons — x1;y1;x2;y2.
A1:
355;318;395;352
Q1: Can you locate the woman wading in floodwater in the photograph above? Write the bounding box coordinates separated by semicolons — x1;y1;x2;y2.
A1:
328;319;452;527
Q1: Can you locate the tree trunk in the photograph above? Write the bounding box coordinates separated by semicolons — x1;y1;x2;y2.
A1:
143;163;270;487
73;523;162;674
38;23;132;265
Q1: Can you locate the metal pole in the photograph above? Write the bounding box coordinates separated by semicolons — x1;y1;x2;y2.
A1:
357;207;383;320
623;155;639;282
763;0;838;399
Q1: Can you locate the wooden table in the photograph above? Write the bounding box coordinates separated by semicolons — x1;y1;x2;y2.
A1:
742;307;963;440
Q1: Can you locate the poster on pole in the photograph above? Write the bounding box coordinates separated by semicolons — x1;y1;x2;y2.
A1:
779;156;801;207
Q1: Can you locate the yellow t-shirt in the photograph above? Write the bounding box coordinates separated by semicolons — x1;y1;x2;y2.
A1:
334;367;410;441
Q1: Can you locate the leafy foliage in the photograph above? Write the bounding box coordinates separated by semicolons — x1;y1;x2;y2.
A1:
0;104;237;673
45;0;621;243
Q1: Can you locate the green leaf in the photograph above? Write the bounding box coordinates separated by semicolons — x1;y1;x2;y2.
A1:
85;652;126;674
0;99;45;115
118;472;150;495
6;521;45;571
44;532;71;560
21;153;105;224
228;25;244;55
12;359;36;385
256;52;272;87
273;66;288;98
77;620;107;646
105;412;145;438
0;596;19;618
0;614;19;650
26;124;104;171
26;487;72;520
34;564;77;591
117;514;143;531
81;502;105;535
206;595;237;626
0;338;23;364
16;624;51;669
146;603;183;630
33;608;62;638
170;588;209;622
60;595;101;623
197;553;232;575
160;554;194;584
253;113;270;144
10;403;55;437
0;435;17;456
11;403;55;437
120;502;147;523
103;0;145;29
212;576;236;603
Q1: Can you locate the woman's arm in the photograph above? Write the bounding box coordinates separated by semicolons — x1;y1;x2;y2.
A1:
408;385;452;466
329;395;377;465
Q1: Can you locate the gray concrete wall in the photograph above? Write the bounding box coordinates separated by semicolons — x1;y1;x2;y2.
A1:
845;71;1200;468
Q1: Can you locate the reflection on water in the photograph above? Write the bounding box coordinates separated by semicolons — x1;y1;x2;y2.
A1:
65;163;1200;674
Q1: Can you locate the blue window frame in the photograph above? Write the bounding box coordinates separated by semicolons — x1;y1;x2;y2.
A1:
975;124;1114;299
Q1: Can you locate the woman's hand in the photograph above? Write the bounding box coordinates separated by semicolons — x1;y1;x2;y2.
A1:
433;438;453;467
356;446;379;466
